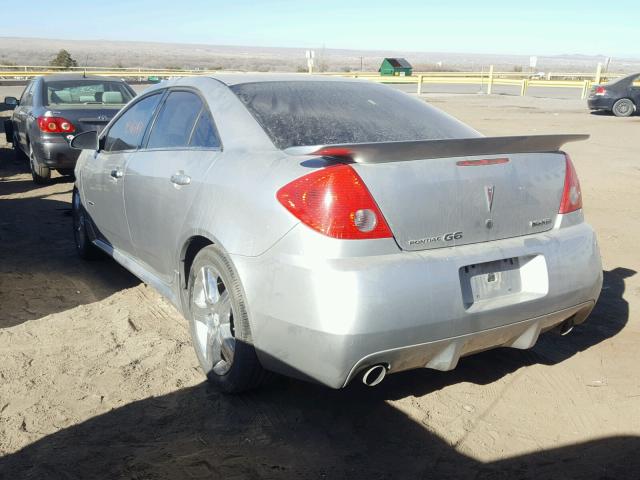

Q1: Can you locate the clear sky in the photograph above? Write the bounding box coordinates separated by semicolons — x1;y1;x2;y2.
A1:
4;0;638;57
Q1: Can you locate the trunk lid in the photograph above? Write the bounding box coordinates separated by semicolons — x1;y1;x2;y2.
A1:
45;105;122;134
352;152;566;251
285;135;586;251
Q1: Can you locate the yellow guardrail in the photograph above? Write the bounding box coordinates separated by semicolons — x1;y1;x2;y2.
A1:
0;65;624;99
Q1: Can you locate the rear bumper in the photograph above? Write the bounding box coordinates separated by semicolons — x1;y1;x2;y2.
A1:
232;216;602;388
34;138;80;169
587;97;614;110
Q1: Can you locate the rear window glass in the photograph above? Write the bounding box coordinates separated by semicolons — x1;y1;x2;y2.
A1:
230;81;479;149
44;80;134;106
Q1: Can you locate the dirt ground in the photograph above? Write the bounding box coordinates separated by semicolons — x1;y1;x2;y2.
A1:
0;91;639;480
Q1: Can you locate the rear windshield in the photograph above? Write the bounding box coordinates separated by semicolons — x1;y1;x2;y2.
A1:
44;80;134;106
230;81;479;149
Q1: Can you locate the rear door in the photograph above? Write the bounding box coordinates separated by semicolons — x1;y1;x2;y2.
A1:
124;89;221;284
630;75;640;107
82;91;163;253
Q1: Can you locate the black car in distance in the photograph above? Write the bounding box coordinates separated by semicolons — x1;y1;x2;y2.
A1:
588;72;640;117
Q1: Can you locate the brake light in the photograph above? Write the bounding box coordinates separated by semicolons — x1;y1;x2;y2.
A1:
558;154;582;214
37;116;76;133
595;86;606;96
276;164;393;239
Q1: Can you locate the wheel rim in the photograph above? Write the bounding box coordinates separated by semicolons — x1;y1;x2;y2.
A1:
616;101;631;115
191;265;236;376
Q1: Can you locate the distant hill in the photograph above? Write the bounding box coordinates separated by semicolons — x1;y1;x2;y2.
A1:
0;36;638;73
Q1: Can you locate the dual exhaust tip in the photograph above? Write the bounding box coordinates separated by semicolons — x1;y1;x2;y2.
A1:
361;318;576;387
361;364;388;387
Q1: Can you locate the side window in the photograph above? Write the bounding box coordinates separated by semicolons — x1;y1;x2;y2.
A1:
20;82;34;106
190;109;221;148
103;93;162;153
146;91;203;149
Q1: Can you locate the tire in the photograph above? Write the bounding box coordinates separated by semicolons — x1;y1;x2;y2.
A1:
187;245;268;393
72;188;102;260
29;143;51;184
612;98;635;117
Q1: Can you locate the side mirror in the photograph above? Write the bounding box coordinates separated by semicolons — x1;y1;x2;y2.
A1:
4;96;18;109
70;131;99;151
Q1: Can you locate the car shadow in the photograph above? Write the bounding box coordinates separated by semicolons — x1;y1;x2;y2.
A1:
589;110;613;116
0;376;637;479
0;146;140;327
0;267;634;478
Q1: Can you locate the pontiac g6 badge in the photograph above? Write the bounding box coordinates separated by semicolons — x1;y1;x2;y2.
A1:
485;185;495;213
408;231;463;246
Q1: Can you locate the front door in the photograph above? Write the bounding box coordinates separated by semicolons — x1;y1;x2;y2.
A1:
82;91;163;254
124;90;222;284
13;81;34;149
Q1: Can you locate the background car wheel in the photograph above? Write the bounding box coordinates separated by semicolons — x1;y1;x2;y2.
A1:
612;98;635;117
29;143;51;184
187;245;268;393
72;188;101;260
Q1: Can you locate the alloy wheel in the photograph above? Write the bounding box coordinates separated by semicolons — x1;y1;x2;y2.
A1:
191;265;236;376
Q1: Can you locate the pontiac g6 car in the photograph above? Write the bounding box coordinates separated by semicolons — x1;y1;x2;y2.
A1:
70;75;602;392
4;74;135;184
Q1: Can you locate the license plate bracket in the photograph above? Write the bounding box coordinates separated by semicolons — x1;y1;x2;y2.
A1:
460;257;523;308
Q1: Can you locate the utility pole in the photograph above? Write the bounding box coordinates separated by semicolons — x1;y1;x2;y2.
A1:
360;56;364;72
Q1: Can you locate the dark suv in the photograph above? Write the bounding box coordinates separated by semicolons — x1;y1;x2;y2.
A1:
4;74;135;183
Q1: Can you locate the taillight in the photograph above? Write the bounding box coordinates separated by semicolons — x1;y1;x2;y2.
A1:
37;116;76;133
558;154;582;214
276;164;393;240
595;86;606;96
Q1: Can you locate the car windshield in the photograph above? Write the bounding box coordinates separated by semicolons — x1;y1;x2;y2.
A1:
44;80;134;106
230;81;479;149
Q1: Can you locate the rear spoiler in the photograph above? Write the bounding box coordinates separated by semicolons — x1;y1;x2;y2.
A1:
283;134;589;164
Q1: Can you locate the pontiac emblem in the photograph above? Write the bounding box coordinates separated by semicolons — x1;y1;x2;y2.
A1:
485;185;495;213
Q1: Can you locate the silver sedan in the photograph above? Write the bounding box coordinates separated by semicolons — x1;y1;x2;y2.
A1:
70;75;602;392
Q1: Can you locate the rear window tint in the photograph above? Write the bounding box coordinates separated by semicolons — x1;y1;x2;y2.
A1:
44;80;133;106
230;81;479;149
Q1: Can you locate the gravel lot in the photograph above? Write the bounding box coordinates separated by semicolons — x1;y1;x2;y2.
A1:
0;89;639;479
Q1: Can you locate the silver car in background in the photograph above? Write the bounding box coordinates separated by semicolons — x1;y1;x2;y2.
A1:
70;75;602;392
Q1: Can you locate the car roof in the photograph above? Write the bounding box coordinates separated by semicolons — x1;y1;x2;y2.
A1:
40;74;126;83
207;73;362;86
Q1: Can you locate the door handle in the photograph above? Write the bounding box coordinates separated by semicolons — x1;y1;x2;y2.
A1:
110;169;123;179
170;172;191;186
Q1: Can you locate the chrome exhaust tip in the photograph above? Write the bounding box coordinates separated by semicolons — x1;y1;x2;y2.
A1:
555;318;575;336
362;364;387;387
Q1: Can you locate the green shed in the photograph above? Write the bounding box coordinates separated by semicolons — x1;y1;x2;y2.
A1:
379;58;413;76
